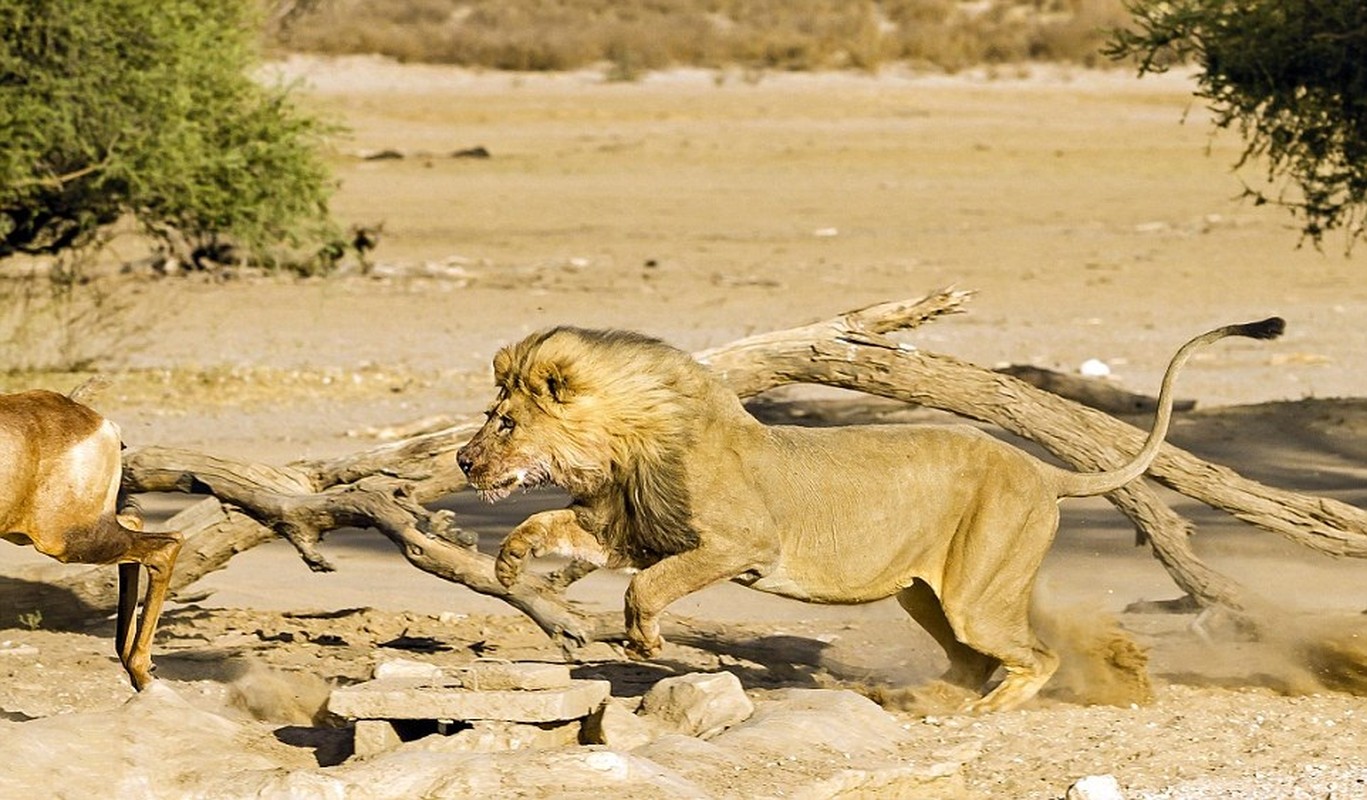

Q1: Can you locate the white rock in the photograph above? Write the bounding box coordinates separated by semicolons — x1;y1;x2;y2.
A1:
319;748;706;798
353;719;403;757
583;697;670;750
708;688;910;755
0;642;39;658
641;690;965;800
329;677;609;724
0;682;277;799
1079;358;1112;377
1068;773;1126;800
373;659;443;680
583;749;630;776
454;661;572;691
640;672;754;739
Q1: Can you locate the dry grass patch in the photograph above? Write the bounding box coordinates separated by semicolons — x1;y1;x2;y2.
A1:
0;363;474;412
0;266;157;374
270;0;1135;75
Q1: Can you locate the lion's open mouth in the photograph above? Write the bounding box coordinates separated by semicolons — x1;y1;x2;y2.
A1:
474;475;519;503
474;466;550;502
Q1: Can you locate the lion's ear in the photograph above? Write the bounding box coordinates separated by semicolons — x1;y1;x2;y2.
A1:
529;361;573;403
492;348;514;385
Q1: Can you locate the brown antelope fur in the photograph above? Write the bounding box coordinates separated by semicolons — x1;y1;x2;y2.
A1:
0;388;182;690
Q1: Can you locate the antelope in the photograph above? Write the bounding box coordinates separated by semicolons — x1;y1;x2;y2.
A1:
0;386;181;690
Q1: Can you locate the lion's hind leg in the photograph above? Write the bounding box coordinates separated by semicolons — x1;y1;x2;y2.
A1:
896;579;998;691
960;639;1059;714
938;502;1062;714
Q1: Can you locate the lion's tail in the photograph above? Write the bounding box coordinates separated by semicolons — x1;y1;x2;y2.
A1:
1051;316;1284;498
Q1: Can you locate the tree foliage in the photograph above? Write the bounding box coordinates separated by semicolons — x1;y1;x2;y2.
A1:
1108;1;1367;250
0;0;338;265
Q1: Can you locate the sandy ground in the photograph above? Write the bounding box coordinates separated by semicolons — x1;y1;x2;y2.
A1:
3;58;1367;798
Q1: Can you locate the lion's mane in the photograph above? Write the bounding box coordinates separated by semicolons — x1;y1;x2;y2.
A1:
493;327;713;566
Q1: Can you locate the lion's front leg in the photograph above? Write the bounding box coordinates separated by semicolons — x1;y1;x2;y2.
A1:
496;509;606;588
622;591;663;660
622;545;751;659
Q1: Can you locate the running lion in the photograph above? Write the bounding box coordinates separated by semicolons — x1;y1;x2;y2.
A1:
457;318;1283;712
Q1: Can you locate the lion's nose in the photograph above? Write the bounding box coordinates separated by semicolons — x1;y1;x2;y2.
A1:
456;450;474;476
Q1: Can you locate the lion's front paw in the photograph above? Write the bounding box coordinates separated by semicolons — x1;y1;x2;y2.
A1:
623;618;664;660
495;536;533;588
623;634;663;661
623;595;663;660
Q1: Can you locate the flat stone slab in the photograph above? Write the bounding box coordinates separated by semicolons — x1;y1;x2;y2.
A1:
329;675;610;724
370;660;572;690
448;661;573;691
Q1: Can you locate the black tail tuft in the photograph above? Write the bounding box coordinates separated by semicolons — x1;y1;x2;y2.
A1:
1234;316;1285;341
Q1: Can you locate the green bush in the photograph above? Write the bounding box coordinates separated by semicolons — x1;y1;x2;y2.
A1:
1108;0;1367;250
0;0;339;267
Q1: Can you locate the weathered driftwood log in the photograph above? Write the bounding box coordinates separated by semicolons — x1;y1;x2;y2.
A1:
11;289;1367;645
994;364;1194;415
117;448;619;648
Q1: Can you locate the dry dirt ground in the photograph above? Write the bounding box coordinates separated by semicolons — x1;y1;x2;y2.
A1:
3;58;1367;798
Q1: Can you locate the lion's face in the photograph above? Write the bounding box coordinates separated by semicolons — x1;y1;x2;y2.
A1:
458;389;555;501
459;326;714;505
457;334;613;502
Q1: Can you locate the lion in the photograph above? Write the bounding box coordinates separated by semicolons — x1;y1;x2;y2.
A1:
456;318;1284;712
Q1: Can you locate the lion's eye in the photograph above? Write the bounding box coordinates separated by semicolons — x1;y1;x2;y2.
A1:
497;415;516;433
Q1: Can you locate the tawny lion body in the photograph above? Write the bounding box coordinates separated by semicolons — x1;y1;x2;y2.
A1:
458;318;1283;712
0;389;182;690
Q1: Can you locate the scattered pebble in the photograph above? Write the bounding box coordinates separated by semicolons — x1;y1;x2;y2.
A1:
1079;358;1112;377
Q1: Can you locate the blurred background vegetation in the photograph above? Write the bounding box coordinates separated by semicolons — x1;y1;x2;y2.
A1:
0;0;1360;377
266;0;1134;76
